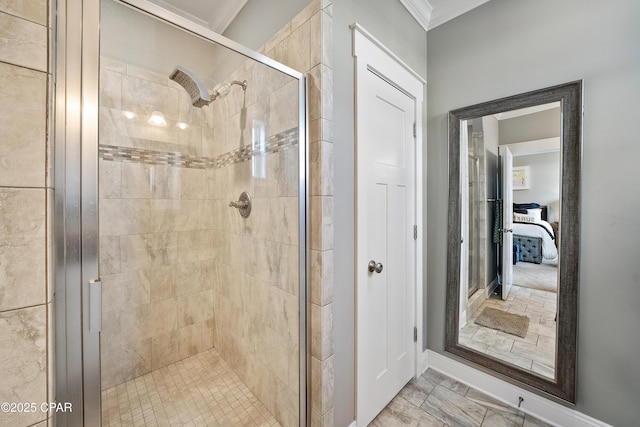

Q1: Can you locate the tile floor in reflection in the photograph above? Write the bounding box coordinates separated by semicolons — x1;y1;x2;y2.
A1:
459;284;557;380
372;369;554;427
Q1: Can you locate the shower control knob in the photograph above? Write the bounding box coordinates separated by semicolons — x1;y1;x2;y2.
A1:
229;191;252;218
368;260;383;274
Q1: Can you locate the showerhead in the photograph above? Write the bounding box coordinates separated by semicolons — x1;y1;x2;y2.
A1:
169;66;212;108
170;65;248;108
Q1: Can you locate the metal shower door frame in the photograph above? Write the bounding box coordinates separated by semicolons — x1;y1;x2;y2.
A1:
54;0;310;425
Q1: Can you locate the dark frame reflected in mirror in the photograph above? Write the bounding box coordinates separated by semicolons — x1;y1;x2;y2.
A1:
445;81;582;403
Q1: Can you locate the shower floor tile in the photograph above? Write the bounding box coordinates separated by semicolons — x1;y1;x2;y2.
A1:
101;348;280;427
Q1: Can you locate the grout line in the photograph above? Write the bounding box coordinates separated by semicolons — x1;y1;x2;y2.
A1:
101;348;282;426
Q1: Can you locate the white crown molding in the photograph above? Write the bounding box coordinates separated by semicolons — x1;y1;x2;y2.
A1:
426;351;613;427
146;0;247;34
208;0;248;34
427;0;491;30
398;0;433;32
147;0;210;29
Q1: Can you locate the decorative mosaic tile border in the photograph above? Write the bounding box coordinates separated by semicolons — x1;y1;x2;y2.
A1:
99;127;298;169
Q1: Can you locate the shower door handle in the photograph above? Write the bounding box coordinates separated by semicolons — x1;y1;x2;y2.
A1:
88;278;102;333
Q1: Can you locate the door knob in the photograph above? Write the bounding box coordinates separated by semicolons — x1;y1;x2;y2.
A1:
368;260;383;273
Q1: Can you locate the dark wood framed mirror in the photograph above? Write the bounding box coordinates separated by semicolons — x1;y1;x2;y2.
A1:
445;81;582;403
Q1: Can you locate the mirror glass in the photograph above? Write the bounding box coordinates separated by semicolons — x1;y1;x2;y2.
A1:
445;82;581;403
458;102;560;379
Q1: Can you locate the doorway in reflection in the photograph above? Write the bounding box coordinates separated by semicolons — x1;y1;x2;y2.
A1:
458;103;560;380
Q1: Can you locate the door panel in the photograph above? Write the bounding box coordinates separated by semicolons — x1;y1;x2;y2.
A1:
373;97;407;168
358;68;415;426
500;145;514;300
367;182;389;377
389;184;407;360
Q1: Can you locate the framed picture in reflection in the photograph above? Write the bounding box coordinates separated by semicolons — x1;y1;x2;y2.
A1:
513;165;530;190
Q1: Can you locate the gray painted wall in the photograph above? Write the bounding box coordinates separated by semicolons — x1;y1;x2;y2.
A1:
499;107;560;145
333;1;427;425
220;1;426;424
513;152;561;222
501;109;561;219
427;1;640;426
215;0;311;83
223;0;312;50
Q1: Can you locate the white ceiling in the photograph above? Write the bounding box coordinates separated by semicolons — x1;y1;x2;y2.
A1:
148;0;491;34
493;102;560;121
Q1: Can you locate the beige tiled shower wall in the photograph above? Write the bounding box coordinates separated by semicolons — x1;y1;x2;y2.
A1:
259;1;335;426
98;32;301;427
202;57;301;427
99;56;216;389
0;1;54;426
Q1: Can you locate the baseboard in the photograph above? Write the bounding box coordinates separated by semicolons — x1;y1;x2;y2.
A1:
426;350;611;427
486;277;498;297
459;308;467;328
415;348;428;377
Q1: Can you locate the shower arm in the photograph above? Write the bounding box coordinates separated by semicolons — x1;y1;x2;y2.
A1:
229;80;248;90
210;80;248;100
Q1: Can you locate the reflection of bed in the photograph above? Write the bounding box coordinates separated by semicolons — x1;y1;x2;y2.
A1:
513;234;542;263
512;204;558;262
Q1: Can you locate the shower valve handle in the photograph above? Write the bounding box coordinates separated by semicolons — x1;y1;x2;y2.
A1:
229;200;249;209
229;192;252;218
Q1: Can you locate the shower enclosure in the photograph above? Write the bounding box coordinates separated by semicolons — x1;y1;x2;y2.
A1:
467;152;481;296
464;122;491;319
55;0;308;425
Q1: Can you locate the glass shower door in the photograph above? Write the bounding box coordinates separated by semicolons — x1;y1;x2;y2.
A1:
96;1;307;425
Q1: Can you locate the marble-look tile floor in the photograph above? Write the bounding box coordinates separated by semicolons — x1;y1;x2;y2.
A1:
459;284;557;379
371;369;553;427
101;348;280;426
